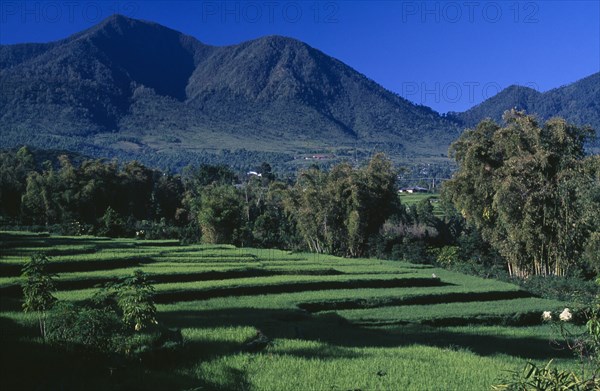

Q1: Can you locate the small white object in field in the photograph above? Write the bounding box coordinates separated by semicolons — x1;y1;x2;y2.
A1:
542;311;552;321
559;308;572;322
432;273;437;278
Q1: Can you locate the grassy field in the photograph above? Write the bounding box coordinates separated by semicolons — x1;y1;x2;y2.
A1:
0;232;581;390
398;192;444;217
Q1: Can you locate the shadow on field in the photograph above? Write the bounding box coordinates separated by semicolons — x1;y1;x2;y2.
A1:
0;315;205;391
297;290;533;312
160;307;572;361
153;277;447;304
0;268;348;296
0;257;155;277
0;232;113;250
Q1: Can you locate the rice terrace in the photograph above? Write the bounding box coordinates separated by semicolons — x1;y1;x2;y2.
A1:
0;231;590;390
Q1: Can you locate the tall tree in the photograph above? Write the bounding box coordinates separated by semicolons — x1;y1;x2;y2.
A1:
444;110;596;277
287;154;399;257
0;147;34;219
197;185;245;244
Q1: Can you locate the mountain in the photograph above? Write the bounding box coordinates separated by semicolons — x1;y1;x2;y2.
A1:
0;14;459;171
450;73;600;148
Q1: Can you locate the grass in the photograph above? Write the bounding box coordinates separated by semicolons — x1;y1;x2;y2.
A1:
333;297;565;326
0;231;584;390
399;192;444;217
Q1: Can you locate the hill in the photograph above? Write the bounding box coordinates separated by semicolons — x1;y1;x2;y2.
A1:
450;73;600;149
0;14;459;171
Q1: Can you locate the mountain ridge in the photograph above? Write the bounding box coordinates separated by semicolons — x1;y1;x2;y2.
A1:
451;73;600;147
1;14;597;170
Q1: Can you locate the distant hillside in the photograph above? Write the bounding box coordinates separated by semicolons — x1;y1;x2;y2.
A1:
450;73;600;148
0;14;459;171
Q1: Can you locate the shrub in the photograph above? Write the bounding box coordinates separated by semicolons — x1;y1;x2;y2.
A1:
97;206;127;237
46;302;124;353
21;253;57;338
95;270;158;331
114;270;158;331
432;246;460;266
492;360;598;391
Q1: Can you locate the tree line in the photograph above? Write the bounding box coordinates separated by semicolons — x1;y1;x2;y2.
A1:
1;111;599;278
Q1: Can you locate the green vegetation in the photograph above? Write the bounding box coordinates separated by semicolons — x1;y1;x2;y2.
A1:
1;112;599;389
0;232;589;390
20;253;56;338
399;193;444;217
445;110;599;277
0;15;460;172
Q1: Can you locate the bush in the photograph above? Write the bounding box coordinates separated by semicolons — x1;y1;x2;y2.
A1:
46;302;184;366
518;275;599;304
492;360;599;391
121;327;184;367
97;207;127;237
46;302;124;353
432;245;460;266
134;219;183;240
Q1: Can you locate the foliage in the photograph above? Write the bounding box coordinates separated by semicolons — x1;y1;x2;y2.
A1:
287;153;400;257
492;360;597;391
112;270;158;331
97;206;126;237
433;246;460;266
452;73;600;149
196;185;245;245
583;233;600;275
21;252;57;338
0;146;34;219
517;276;599;304
445;110;598;277
45;302;124;353
16;153;185;230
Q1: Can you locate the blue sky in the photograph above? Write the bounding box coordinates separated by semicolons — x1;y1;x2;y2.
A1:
1;0;598;113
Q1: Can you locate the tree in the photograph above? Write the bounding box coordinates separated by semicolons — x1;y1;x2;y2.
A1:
197;185;244;244
114;270;157;331
21;253;57;338
444;110;597;277
98;206;126;237
287;154;399;257
287;165;330;254
252;181;298;249
0;147;34;219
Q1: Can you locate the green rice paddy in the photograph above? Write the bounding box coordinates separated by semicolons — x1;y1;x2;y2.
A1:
0;232;581;390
